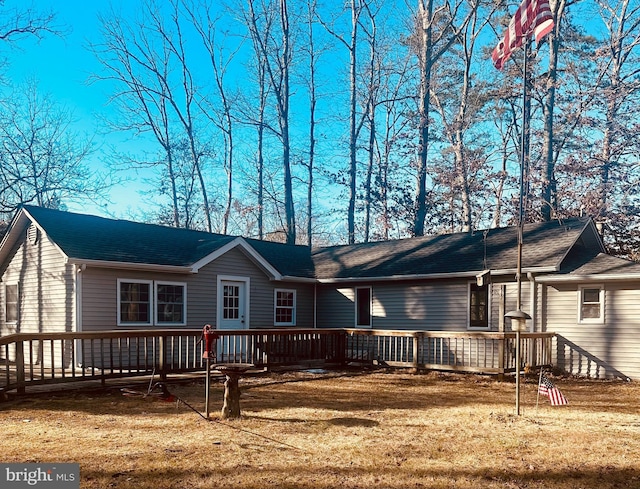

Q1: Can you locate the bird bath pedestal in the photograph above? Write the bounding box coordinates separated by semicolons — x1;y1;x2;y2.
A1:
214;363;254;420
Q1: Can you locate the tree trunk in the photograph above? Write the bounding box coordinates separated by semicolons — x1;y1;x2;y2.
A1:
540;0;564;221
413;0;433;237
280;0;295;245
347;0;360;244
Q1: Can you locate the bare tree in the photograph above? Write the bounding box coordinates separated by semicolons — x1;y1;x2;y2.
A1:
410;0;475;236
361;2;378;243
185;1;241;235
430;0;492;232
0;4;58;44
93;1;213;231
245;0;296;244
302;0;319;247
374;55;413;240
0;83;101;216
317;0;369;244
154;1;213;232
593;0;640;221
93;11;184;227
539;0;569;221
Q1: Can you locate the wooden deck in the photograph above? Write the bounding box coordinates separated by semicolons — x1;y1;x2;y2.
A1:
0;328;555;395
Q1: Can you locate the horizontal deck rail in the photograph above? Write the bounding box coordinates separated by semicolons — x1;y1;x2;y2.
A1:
0;329;555;395
343;329;554;374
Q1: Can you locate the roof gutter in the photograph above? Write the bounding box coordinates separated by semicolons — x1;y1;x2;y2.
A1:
278;275;318;284
537;273;640;283
317;266;558;284
66;258;194;274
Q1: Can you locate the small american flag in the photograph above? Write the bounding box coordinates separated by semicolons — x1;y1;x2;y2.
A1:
492;0;555;70
538;375;568;406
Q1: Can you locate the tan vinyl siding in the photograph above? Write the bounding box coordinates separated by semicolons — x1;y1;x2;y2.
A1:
1;230;75;335
80;247;315;331
545;282;640;380
81;269;190;330
318;280;470;330
316;279;534;332
316;287;356;328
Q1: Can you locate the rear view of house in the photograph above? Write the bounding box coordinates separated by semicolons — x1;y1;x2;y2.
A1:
2;205;640;379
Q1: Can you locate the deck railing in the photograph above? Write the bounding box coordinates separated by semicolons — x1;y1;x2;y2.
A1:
343;330;554;374
0;329;555;395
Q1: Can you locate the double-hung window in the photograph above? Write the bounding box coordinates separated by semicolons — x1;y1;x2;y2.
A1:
274;289;296;326
118;280;152;326
156;282;187;325
5;283;19;323
579;285;604;323
469;282;490;329
118;279;186;326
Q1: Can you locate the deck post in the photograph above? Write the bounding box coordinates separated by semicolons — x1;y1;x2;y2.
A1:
339;330;348;366
412;332;420;371
15;341;25;394
158;336;167;380
497;334;506;380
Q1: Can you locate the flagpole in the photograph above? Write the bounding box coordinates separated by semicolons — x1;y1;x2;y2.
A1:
491;0;555;416
514;36;532;417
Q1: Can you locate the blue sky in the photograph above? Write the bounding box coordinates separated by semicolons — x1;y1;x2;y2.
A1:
0;0;616;233
6;1;155;218
11;1;121;127
4;0;371;229
5;0;345;222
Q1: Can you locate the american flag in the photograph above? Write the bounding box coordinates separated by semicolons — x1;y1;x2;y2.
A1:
492;0;555;70
538;375;568;406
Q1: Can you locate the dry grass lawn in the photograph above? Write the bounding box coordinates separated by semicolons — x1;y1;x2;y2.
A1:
1;369;639;489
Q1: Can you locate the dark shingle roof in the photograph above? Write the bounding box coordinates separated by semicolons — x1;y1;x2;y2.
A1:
246;238;315;278
311;218;593;280
23;206;315;277
19;206;612;281
25;206;236;267
559;252;640;276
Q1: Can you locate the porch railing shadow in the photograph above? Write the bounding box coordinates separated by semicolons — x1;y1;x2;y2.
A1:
555;335;630;381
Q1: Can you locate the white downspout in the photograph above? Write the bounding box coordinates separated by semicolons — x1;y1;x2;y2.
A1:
75;264;85;367
527;272;536;332
313;282;317;328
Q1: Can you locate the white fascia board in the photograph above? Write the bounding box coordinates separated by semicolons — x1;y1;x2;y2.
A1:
318;271;481;284
537;273;640;283
190;236;283;280
491;266;558;276
317;272;479;284
278;275;318;283
66;258;193;274
317;266;558;284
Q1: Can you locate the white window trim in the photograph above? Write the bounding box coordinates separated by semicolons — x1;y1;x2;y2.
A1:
467;281;491;331
578;285;605;324
155;281;188;326
118;279;153;326
117;279;188;327
355;286;373;328
4;282;19;325
274;288;296;326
